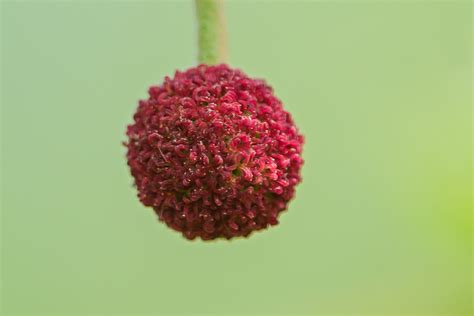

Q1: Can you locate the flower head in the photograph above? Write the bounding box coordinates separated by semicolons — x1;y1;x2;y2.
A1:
125;64;303;240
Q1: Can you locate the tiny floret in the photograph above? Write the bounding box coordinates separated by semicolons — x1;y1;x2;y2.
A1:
125;64;303;240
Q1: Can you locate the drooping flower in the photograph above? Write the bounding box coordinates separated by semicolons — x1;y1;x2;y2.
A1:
125;64;303;240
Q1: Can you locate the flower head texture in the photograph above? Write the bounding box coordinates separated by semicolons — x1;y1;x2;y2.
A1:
125;64;304;240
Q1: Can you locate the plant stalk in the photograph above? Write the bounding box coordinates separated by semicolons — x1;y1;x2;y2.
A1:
195;0;228;64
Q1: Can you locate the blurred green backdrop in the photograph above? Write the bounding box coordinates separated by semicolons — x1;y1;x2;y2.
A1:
1;1;472;315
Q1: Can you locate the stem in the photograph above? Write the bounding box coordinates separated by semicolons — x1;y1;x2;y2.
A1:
195;0;228;65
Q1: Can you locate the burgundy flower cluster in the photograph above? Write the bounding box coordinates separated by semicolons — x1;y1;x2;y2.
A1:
125;64;303;240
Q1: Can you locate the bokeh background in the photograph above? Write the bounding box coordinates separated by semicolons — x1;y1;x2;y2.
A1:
1;0;472;315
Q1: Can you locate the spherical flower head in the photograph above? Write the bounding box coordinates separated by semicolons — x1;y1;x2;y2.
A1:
125;64;304;240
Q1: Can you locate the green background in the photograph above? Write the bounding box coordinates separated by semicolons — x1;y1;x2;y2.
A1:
1;0;472;315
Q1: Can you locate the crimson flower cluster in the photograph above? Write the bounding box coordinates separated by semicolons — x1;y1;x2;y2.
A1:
125;64;303;240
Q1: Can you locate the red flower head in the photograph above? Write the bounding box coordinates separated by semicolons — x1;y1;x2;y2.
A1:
125;64;304;240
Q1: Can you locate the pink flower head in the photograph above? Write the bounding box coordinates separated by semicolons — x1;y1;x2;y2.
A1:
125;64;304;240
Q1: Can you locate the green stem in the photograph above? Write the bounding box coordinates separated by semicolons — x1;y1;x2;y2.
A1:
195;0;228;64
